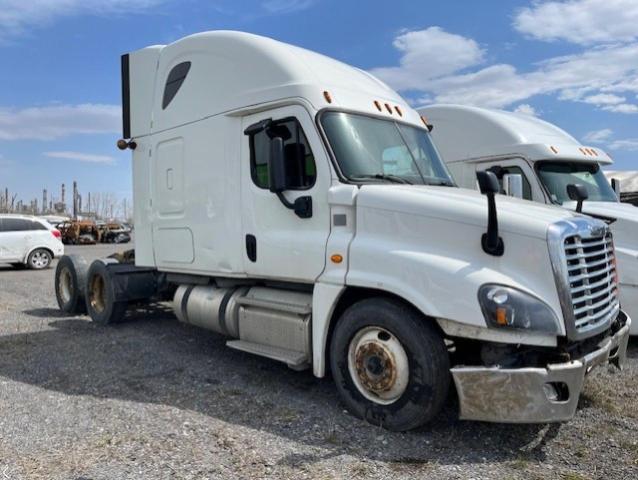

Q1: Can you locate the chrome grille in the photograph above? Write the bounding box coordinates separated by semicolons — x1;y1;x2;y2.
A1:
563;231;619;333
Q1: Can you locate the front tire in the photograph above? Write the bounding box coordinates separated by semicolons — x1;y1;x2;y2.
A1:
27;249;52;270
330;297;450;431
85;260;127;324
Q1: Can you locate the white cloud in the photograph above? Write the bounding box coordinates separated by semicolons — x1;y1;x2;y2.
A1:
0;103;120;140
583;128;613;143
0;0;166;41
372;28;638;111
608;139;638;151
261;0;316;13
514;0;638;45
44;151;115;164
602;103;638;113
512;104;537;116
369;27;485;91
582;93;625;105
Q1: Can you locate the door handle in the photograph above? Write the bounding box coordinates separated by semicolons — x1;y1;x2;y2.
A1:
245;234;257;262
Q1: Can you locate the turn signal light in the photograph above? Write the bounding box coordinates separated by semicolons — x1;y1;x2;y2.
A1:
330;254;343;264
323;90;332;104
495;307;508;326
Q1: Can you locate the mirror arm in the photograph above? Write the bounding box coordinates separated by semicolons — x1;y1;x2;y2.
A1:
476;171;504;256
275;192;313;219
482;191;504;256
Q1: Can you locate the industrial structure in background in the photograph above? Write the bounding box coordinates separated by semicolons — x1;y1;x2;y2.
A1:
0;182;131;221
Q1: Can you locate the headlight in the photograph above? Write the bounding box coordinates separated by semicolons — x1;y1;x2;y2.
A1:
478;284;560;334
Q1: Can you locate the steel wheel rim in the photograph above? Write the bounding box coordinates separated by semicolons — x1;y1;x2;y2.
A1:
347;326;409;405
58;267;73;304
89;274;106;313
31;251;49;268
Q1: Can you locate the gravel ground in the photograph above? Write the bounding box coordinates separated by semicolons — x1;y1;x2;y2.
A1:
0;243;637;479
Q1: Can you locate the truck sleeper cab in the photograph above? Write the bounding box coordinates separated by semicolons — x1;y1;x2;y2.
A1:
421;104;638;336
55;32;630;431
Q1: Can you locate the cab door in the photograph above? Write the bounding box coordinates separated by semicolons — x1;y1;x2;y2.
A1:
240;105;331;283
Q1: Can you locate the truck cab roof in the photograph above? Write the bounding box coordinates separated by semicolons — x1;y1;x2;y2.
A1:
420;104;613;166
124;30;414;139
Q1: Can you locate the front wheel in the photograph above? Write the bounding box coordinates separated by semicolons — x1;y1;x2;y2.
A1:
330;298;450;431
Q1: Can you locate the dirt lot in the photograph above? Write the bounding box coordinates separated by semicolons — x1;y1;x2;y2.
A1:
0;243;637;479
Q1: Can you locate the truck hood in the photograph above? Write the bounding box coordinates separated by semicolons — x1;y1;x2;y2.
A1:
357;185;576;240
563;200;638;248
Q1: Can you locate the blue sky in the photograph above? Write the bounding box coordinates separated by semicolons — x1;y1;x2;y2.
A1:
1;0;637;209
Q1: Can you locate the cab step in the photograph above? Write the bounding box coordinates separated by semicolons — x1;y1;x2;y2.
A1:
226;340;309;370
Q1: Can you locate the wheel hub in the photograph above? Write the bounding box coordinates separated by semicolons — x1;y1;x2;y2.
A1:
58;267;73;304
355;343;397;393
89;274;106;313
347;326;409;405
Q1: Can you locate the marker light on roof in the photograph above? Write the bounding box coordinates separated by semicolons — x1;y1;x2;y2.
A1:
394;106;403;116
550;146;559;154
323;91;332;104
374;100;382;112
385;103;393;114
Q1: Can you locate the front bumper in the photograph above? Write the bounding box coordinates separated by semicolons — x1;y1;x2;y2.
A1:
451;310;631;423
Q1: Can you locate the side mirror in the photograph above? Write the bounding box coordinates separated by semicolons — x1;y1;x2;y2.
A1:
268;136;287;193
567;183;588;213
476;171;504;256
477;170;500;195
611;178;622;197
503;173;523;199
268;136;313;219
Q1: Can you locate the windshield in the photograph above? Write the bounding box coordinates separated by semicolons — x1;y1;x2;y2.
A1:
320;111;454;186
537;161;618;204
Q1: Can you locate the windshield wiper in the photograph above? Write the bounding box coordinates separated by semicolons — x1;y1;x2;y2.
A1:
350;174;413;185
425;179;455;187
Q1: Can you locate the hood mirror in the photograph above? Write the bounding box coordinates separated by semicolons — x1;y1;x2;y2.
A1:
477;171;504;256
567;184;588;213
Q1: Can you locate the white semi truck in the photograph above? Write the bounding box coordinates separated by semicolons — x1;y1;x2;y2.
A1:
420;104;638;335
54;32;630;430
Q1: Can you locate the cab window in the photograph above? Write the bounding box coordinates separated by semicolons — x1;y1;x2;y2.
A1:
249;118;316;190
487;165;533;200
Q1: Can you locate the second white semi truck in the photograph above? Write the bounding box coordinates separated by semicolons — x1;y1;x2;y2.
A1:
54;32;629;430
420;104;638;335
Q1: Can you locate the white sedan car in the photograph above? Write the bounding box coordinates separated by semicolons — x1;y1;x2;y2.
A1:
0;214;64;269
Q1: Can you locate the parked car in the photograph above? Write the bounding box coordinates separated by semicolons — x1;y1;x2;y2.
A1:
0;214;64;269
